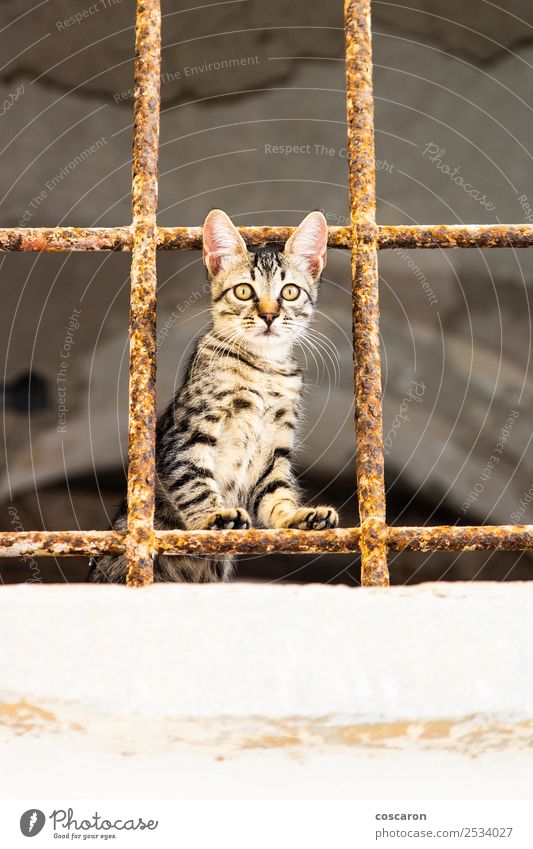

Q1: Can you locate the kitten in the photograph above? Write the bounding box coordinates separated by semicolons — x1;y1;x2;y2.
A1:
89;209;338;583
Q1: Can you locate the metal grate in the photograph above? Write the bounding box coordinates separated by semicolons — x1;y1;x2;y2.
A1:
1;0;532;586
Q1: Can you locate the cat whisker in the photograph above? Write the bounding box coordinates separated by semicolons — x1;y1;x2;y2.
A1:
295;336;327;385
305;335;340;386
281;317;337;385
301;329;341;385
299;332;339;387
293;320;340;377
293;338;310;371
207;329;250;382
303;322;341;363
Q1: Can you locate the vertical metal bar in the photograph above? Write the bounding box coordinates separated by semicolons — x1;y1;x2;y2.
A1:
126;0;161;586
344;0;389;586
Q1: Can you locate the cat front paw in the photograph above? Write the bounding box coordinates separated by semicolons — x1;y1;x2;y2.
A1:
284;506;339;530
203;507;252;530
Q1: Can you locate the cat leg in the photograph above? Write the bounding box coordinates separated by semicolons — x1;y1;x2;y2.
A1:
253;452;338;530
253;451;300;528
160;440;251;531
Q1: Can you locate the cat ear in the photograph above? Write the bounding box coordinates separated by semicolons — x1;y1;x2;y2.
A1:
202;209;248;276
284;211;328;277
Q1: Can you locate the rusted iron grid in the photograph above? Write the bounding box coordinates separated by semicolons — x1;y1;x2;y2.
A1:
1;0;532;587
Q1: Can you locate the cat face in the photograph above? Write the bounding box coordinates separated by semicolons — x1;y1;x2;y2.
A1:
202;209;328;359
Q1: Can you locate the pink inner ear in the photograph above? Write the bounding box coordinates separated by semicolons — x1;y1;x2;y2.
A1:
306;257;322;277
203;211;246;275
286;213;328;275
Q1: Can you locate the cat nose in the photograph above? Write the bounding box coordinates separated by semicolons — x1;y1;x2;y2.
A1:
259;311;278;328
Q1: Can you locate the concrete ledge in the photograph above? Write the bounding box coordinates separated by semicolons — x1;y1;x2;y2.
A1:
1;582;532;720
0;582;532;798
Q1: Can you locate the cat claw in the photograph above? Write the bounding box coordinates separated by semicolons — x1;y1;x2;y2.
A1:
204;508;252;531
287;506;339;531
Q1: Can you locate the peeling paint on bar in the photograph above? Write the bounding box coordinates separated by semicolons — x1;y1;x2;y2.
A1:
378;224;533;249
156;226;353;250
388;525;533;552
2;225;533;253
125;0;161;587
0;227;133;252
2;525;533;558
345;0;388;587
0;531;125;557
155;528;361;555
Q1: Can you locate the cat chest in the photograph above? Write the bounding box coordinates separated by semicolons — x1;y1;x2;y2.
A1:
217;378;299;432
214;390;297;489
218;395;286;451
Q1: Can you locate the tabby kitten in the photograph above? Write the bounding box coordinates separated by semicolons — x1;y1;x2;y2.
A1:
89;209;338;583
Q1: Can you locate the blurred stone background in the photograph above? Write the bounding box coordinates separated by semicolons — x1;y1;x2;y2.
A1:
0;0;532;585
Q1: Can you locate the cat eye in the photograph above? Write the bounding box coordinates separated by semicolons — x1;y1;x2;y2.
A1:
234;283;254;301
280;284;300;301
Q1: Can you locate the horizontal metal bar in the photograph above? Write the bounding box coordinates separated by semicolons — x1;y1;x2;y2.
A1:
2;224;533;253
2;525;533;558
155;528;361;555
0;531;125;557
157;226;352;250
0;227;133;251
388;525;533;551
0;226;351;252
0;528;360;558
149;223;533;250
378;224;533;249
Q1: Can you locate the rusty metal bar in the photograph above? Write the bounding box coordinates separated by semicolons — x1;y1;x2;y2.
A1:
2;225;533;253
161;224;533;250
0;531;125;557
388;525;533;551
155;527;361;555
345;0;388;587
0;227;133;251
125;0;161;586
3;525;533;558
157;225;354;250
378;224;533;250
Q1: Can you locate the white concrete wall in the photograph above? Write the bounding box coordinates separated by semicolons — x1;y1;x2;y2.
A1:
0;582;532;799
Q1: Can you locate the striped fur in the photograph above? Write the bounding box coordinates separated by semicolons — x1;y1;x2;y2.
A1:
89;210;338;583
